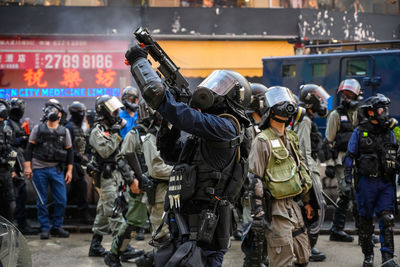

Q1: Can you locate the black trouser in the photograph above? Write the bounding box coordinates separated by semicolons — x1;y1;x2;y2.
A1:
0;170;16;221
67;164;88;217
13;177;28;227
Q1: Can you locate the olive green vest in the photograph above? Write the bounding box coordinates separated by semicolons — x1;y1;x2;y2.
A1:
257;128;312;199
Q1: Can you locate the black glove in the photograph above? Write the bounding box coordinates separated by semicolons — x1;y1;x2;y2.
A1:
342;180;353;198
125;45;148;65
110;123;122;135
325;166;335;179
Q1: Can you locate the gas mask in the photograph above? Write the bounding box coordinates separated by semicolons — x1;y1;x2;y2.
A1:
341;94;360;110
123;99;138;112
371;106;397;129
0;103;9;119
265;86;304;124
72;111;85;125
103;97;124;127
44;106;60;122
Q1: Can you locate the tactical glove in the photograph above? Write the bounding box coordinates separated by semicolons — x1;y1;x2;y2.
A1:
342;180;353;199
125;45;148;65
325;166;335;179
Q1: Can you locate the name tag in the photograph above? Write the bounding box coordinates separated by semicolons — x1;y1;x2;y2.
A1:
271;139;281;148
340;115;348;122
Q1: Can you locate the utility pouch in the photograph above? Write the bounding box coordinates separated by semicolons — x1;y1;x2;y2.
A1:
169;163;197;202
215;200;232;249
146;179;157;206
358;154;379;177
54;149;67;162
224;157;249;202
197;209;219;244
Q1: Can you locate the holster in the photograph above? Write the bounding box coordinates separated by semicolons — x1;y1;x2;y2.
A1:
146;178;157;206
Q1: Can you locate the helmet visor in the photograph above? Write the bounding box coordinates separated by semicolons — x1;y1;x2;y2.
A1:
265;86;296;108
313;86;330;105
196;70;236;96
104;97;124;115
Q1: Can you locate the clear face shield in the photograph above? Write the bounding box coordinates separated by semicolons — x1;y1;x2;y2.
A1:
191;70;237;110
104;97;124;117
265;86;305;124
313;86;330;117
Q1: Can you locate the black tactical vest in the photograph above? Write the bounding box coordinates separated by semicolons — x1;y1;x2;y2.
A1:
0;121;13;164
32;124;68;163
70;121;86;155
356;122;397;179
334;105;355;152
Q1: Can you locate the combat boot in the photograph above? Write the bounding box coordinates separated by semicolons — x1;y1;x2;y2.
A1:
363;254;374;267
330;196;353;242
88;234;107;257
329;227;354;242
136;251;154;267
104;252;122;267
120;244;144;262
309;247;326;262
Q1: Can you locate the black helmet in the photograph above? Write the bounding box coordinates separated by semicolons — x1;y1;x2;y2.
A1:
0;99;10;119
9;98;25;121
68;101;87;125
337;79;363;110
191;70;251;126
248;83;268;113
43;99;63;122
299;84;330;117
95;95;124;126
259;86;305;129
121;86;139;112
360;93;397;128
137;99;162;128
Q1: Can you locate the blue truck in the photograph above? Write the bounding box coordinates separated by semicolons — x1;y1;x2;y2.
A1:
262;45;400;131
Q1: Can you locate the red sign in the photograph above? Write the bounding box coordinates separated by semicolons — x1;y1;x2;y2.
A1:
0;38;129;70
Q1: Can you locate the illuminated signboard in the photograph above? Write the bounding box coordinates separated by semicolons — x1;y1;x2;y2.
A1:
0;38;130;99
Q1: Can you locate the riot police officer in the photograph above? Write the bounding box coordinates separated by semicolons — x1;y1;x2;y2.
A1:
249;86;313;267
65;101;90;223
8;98;37;235
0;99;17;222
119;86;139;139
295;84;330;262
24;99;73;239
104;102;149;267
88;95;125;257
324;79;362;242
241;83;269;267
125;45;252;265
344;94;398;267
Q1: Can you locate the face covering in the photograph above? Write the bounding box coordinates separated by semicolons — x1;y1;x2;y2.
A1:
45;106;60;122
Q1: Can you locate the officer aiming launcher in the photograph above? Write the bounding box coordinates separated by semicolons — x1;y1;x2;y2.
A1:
133;27;191;104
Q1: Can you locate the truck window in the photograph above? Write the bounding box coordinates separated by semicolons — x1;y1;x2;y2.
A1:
312;63;326;77
346;59;367;76
282;64;296;78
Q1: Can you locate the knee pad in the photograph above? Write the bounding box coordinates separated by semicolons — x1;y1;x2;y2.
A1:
380;211;394;228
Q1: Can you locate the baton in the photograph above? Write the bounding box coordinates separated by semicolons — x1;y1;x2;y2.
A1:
322;191;339;209
29;179;45;206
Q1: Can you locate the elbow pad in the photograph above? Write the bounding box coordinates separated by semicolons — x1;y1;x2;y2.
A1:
131;58;165;110
25;142;34;161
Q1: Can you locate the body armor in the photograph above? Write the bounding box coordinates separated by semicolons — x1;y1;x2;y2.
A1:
355;122;397;180
166;116;250;251
258;128;312;200
334;106;354;152
32;124;67;163
70;121;86;155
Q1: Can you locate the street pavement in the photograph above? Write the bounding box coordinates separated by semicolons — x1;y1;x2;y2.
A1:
27;233;400;267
